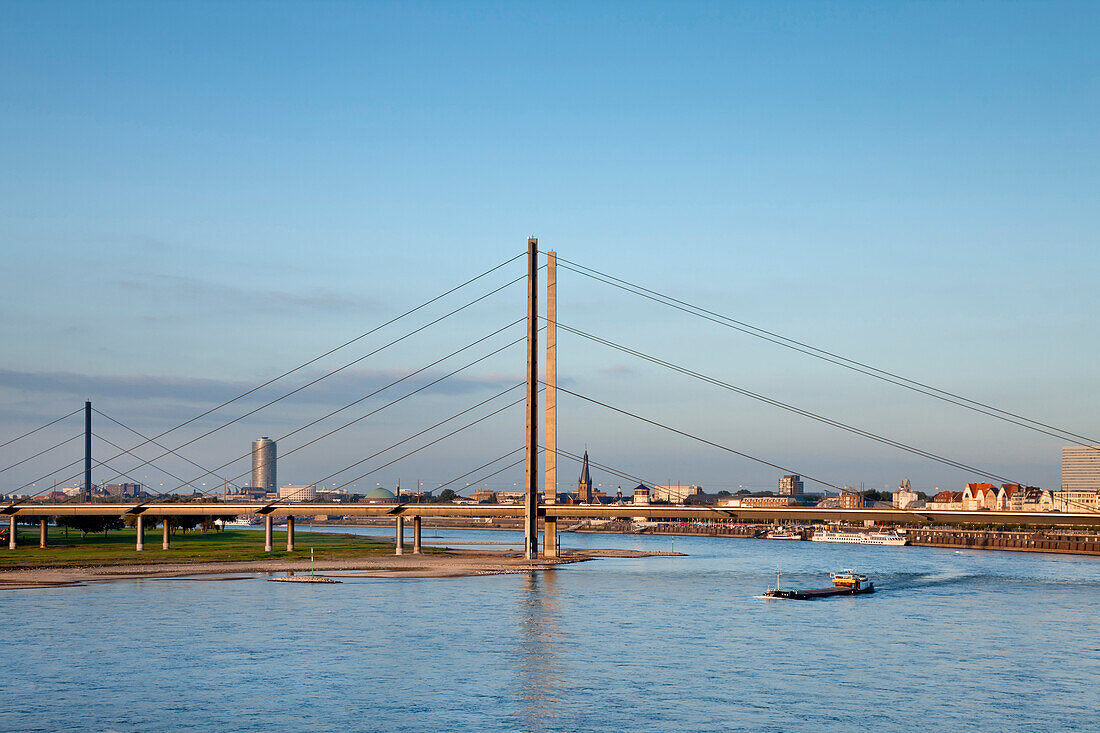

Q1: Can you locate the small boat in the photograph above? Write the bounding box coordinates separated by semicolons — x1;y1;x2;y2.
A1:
765;526;803;540
760;568;875;600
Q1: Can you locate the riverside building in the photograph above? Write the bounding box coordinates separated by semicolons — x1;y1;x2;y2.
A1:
1062;446;1100;492
278;484;315;502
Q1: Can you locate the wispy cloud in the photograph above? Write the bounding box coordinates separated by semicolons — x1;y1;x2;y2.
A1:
598;363;633;376
113;273;374;313
0;367;522;407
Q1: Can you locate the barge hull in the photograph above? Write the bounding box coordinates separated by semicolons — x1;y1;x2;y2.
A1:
766;583;875;600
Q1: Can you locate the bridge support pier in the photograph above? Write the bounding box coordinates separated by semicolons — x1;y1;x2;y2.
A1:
542;516;558;558
412;516;422;554
264;515;273;552
40;518;48;548
7;516;15;549
135;515;144;551
162;519;170;550
395;516;404;555
286;516;295;552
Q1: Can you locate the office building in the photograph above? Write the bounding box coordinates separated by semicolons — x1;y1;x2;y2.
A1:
1062;446;1100;492
251;437;277;494
778;474;804;496
278;484;315;502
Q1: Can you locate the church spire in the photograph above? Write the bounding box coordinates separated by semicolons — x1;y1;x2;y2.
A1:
578;449;593;502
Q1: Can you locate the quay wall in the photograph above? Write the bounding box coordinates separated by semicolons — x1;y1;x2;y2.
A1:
905;527;1100;556
317;516;1100;556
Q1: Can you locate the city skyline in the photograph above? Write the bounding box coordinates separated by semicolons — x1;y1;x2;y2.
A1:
3;2;1099;492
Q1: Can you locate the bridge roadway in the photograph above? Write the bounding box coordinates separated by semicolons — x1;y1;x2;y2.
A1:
3;502;1098;525
4;502;1099;557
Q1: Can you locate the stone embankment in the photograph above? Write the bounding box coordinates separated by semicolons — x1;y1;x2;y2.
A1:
905;527;1100;555
323;517;1100;556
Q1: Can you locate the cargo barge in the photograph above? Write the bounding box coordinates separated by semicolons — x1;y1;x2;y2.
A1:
760;569;875;600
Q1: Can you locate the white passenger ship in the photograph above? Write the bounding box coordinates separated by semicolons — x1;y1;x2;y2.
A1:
810;528;907;546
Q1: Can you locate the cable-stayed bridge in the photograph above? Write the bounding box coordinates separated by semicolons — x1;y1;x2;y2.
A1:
4;239;1099;560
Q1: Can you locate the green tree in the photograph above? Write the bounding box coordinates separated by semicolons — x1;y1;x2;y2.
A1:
55;515;124;539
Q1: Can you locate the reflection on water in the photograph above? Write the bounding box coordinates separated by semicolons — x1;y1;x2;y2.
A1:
516;570;564;730
2;528;1099;732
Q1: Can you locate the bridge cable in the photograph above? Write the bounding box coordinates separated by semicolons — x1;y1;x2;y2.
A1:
92;408;236;487
91;431;214;495
0;433;83;476
0;408;83;450
162;324;527;502
451;453;532;493
542;444;661;493
29;274;526;503
552;254;1100;450
546;381;845;492
324;389;533;494
267;386;526;505
553;319;1020;485
435;448;525;491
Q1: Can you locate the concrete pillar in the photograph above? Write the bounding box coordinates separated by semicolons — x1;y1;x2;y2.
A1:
545;250;557;507
543;515;558;558
264;514;273;552
286;516;295;552
162;519;170;550
412;515;422;554
40;519;48;549
395;515;404;555
135;515;144;552
9;516;16;550
523;237;539;561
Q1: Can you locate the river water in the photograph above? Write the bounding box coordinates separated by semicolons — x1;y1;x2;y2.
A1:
4;528;1099;732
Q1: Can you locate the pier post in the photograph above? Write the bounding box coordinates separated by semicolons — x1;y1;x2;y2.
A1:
264;515;273;552
543;515;558;558
395;515;404;555
413;515;422;554
162;519;170;550
8;516;16;549
40;518;48;548
286;515;295;552
135;515;144;552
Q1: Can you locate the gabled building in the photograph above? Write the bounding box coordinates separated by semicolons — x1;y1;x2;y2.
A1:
961;483;998;511
998;484;1023;510
927;490;963;511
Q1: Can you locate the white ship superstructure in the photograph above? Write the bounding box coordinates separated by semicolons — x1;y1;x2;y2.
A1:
810;529;907;546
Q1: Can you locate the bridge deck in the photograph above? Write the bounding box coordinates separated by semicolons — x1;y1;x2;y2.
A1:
2;503;1098;527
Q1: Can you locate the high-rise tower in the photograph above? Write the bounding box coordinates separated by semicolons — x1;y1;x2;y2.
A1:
251;437;276;493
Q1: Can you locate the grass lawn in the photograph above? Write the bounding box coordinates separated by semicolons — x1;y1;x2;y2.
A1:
0;527;427;569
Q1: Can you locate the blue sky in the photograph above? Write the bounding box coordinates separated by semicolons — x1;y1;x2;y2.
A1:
2;1;1098;496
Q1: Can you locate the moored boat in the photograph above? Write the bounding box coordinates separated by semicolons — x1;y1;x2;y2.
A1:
810;528;907;546
765;526;803;540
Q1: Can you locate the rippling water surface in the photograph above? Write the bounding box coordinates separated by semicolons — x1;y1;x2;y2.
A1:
4;528;1099;732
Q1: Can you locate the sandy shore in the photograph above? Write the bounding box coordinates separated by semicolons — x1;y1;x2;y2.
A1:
0;548;683;590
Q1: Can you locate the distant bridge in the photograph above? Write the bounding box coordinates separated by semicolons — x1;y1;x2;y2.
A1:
4;502;1098;556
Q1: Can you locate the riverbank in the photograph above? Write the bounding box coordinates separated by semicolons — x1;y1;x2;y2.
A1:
0;525;684;589
326;516;1100;556
0;551;576;590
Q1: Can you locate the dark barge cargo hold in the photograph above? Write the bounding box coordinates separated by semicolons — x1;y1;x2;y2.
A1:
761;569;875;600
